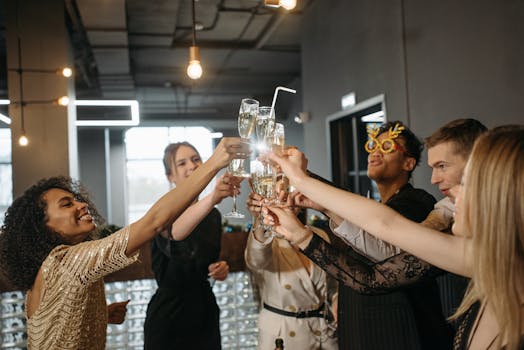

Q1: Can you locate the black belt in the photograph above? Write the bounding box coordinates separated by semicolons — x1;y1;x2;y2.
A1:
263;302;325;318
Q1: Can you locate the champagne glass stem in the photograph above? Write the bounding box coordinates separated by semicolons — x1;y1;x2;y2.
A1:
232;186;238;212
223;178;245;218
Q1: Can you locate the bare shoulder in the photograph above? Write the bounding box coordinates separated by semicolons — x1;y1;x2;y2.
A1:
25;266;45;319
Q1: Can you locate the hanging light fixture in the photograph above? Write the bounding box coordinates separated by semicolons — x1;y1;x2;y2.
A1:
264;0;297;10
18;98;28;147
279;0;297;10
18;133;29;146
187;0;203;80
15;36;28;147
57;96;70;106
61;67;73;78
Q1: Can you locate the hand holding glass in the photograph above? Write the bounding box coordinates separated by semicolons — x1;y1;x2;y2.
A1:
251;160;278;236
224;98;258;218
229;98;258;177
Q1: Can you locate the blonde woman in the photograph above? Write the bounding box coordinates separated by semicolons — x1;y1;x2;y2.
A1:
264;127;524;350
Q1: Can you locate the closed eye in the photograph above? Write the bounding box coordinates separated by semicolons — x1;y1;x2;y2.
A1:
58;199;74;207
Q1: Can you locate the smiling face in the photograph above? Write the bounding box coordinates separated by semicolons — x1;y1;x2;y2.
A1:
367;133;415;183
167;145;202;186
428;141;468;200
43;188;96;244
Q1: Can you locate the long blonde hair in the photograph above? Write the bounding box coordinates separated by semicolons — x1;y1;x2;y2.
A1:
454;126;524;350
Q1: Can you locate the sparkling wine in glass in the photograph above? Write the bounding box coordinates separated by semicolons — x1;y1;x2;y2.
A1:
251;160;277;236
229;98;258;178
224;98;258;219
256;106;275;152
272;123;285;155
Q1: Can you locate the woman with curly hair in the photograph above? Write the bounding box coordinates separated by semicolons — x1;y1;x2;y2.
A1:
264;126;524;350
0;137;248;350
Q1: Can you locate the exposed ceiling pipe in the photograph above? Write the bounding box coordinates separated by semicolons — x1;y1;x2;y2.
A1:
64;0;100;90
90;41;299;52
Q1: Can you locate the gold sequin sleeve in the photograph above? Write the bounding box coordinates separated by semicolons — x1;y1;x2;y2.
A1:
26;226;139;350
47;226;139;286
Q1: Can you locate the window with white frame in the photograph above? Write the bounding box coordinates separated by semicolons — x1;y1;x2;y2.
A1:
124;126;215;223
0;128;12;226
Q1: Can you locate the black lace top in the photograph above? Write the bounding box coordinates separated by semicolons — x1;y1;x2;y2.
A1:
303;184;453;349
304;234;442;294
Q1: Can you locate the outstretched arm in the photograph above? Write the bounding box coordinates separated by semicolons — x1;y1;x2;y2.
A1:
265;150;472;277
126;138;248;255
302;232;442;293
170;173;241;241
287;190;344;226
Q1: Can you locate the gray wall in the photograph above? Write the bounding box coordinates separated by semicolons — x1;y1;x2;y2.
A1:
301;0;524;198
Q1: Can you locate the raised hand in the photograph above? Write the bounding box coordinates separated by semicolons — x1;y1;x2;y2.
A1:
267;148;309;188
262;205;311;245
283;146;308;171
209;137;251;169
287;191;326;212
247;191;264;217
212;173;243;205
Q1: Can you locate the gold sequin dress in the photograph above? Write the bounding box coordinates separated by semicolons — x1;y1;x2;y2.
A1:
26;226;139;349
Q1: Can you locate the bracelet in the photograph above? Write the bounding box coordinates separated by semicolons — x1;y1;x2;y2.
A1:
290;226;313;246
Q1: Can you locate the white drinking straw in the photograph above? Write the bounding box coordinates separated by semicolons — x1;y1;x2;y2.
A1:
271;86;297;113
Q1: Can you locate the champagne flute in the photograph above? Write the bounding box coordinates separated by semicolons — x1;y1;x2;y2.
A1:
251;160;277;237
224;98;258;219
230;98;258;177
272;122;285;155
256;106;275;152
270;123;290;204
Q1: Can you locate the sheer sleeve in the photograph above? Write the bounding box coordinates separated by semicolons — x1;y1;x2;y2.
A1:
302;233;443;295
45;226;139;287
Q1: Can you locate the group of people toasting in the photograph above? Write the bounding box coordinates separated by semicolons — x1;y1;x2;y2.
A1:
0;112;522;350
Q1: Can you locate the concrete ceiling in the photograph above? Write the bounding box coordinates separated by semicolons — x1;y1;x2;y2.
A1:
65;0;309;126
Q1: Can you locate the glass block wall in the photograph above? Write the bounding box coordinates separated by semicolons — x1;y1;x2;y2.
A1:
0;272;259;349
0;291;26;349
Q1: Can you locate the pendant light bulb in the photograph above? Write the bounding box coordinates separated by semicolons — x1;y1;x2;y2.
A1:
19;134;29;146
187;46;203;80
61;67;73;78
279;0;297;10
57;96;70;106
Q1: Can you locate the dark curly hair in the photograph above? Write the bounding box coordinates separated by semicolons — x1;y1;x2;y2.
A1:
377;120;423;179
0;176;104;291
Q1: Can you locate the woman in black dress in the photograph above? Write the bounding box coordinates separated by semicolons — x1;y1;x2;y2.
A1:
144;142;240;349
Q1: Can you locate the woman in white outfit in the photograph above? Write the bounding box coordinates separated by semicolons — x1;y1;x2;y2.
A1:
245;192;338;350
